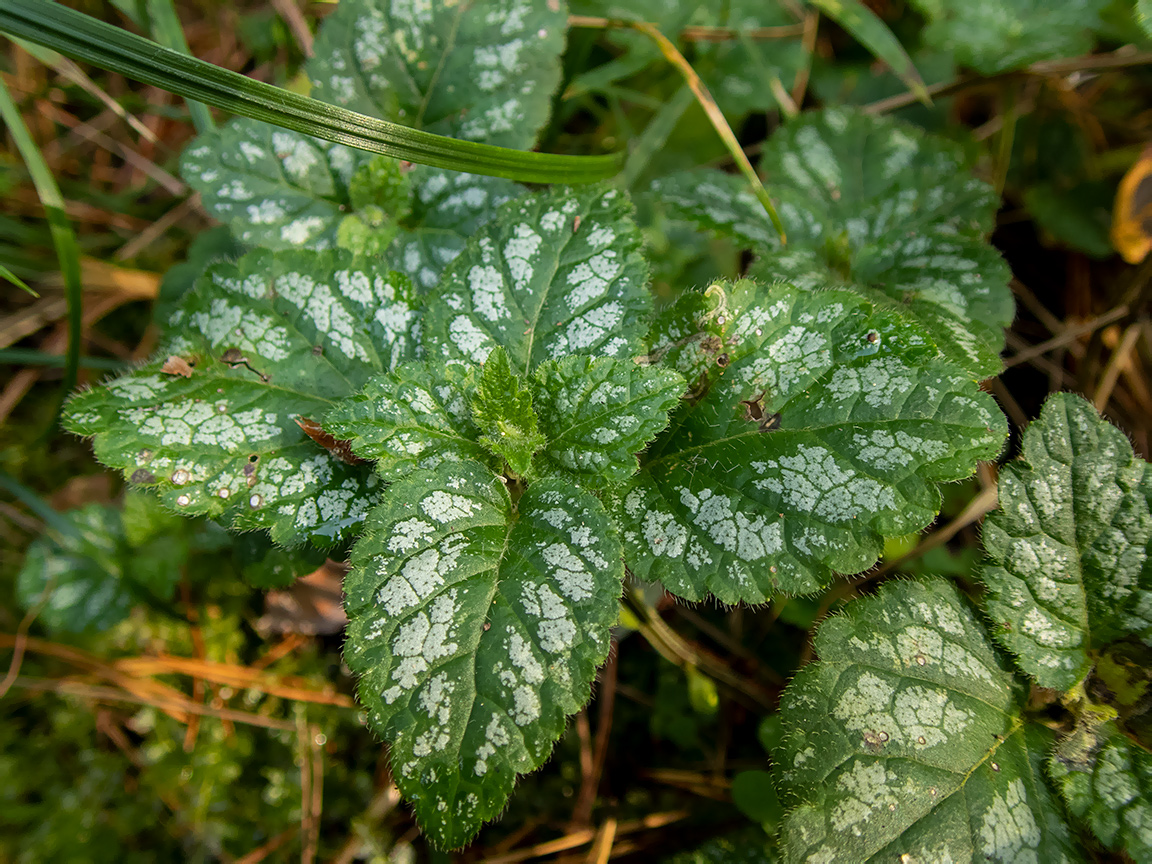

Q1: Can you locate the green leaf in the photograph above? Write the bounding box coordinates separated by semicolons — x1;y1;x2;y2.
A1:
16;502;182;633
804;0;928;104
308;0;567;151
732;769;782;825
471;347;544;478
182;119;525;288
182;121;373;251
391;165;523;290
908;0;1109;74
64;249;422;545
612;281;999;603
424;185;652;375
609;279;1006;604
776;578;1082;863
154;225;243;325
337;156;411;255
980;393;1152;691
652;108;1013;377
533;355;683;488
1050;718;1152;860
1140;0;1152;40
233;531;328;589
664;829;778;864
345;460;623;847
1023;181;1115;260
324;359;486;480
0;0;623;185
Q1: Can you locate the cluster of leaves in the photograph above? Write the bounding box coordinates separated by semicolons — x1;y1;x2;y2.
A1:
51;0;1025;847
777;394;1152;862
7;0;1149;856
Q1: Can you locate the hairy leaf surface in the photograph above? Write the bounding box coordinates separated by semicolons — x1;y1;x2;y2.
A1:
345;460;622;847
182;123;523;285
981;393;1152;691
776;578;1081;864
1050;719;1152;861
324;360;485;480
610;280;1006;603
533;356;684;488
182;121;371;251
65;249;422;545
471;346;544;478
393;166;522;290
308;0;567;150
652;109;1013;377
908;0;1109;74
424;185;652;374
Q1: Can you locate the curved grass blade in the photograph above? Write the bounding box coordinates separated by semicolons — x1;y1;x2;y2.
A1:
624;18;786;242
806;0;929;106
0;0;623;184
0;78;82;424
144;0;214;133
1;263;38;296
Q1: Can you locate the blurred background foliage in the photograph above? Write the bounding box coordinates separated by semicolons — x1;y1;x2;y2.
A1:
2;0;1152;860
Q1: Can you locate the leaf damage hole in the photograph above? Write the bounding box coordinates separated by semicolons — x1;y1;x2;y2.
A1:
740;392;781;432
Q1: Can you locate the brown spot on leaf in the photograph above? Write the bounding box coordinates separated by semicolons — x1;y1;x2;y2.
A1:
699;335;722;355
130;469;157;484
295;417;366;466
161;355;195;377
220;349;270;382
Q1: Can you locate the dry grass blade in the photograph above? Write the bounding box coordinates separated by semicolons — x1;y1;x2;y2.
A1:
1094;322;1144;410
567;15;806;40
482;810;689;864
12;37;161;144
114;654;355;707
234;829;299;864
586;817;617;864
9;676;297;730
1005;305;1130;368
617;19;786;241
0;576;57;699
865;49;1152;114
270;0;314;57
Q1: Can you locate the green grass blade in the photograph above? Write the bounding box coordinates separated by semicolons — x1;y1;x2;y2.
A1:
806;0;930;105
144;0;214;133
621;84;694;189
0;469;78;539
0;349;124;370
1;263;39;296
0;0;623;183
0;78;82;423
